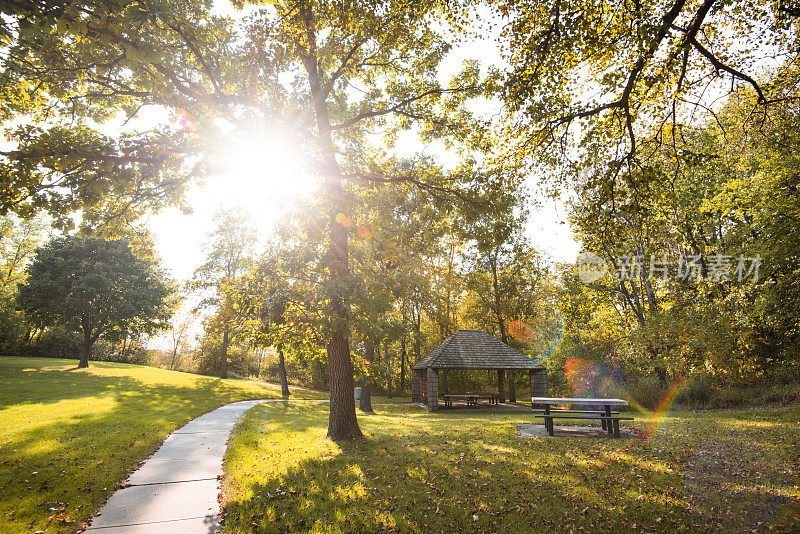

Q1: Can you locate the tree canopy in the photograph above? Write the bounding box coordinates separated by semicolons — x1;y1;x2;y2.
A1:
17;236;173;367
495;0;800;183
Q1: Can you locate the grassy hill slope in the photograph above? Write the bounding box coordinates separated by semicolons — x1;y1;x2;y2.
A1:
0;356;325;533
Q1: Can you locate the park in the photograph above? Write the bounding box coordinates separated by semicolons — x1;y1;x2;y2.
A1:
0;0;799;533
0;356;797;532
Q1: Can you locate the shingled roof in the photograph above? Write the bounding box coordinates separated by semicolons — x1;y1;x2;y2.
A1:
413;329;544;370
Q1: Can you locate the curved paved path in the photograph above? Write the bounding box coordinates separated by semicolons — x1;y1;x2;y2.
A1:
86;399;327;533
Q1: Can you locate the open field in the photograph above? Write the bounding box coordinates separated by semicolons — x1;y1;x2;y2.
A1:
223;399;800;533
0;356;325;533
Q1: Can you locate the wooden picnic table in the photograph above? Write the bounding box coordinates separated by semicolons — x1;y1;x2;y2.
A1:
531;397;632;438
443;392;500;408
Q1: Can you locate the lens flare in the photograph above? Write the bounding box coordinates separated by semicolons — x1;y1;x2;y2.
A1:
357;226;372;239
637;378;687;441
170;108;197;131
335;213;353;227
564;357;620;397
508;320;535;342
564;358;598;396
536;311;565;365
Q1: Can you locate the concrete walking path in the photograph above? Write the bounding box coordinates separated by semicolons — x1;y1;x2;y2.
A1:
86;399;327;533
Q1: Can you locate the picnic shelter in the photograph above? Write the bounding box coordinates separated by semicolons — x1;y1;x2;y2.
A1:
411;329;548;411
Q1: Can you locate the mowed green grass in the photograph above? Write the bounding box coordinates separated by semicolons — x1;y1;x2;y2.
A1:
0;356;326;534
222;400;800;533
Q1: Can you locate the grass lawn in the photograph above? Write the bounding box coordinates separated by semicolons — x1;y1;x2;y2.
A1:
223;399;800;533
0;356;326;534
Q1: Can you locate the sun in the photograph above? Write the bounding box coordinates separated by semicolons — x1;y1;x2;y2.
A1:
147;130;318;280
213;135;317;211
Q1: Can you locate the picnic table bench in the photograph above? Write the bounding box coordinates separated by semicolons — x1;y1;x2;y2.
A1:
443;394;478;407
531;397;634;438
465;391;500;405
443;392;500;407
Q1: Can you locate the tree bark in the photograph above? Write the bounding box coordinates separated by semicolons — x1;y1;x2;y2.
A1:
445;241;454;337
300;1;362;440
278;343;291;397
491;250;508;345
491;250;508;402
79;331;92;369
360;338;375;413
327;329;361;438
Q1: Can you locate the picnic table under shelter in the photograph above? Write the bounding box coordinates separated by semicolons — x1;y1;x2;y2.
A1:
412;329;548;411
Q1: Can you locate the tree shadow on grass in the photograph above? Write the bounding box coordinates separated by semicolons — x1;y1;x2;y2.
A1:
220;403;794;533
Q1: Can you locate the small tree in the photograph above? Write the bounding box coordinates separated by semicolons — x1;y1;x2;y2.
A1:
169;307;197;371
17;237;173;368
193;208;256;379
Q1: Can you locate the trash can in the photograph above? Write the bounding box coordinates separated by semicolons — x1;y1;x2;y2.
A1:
354;387;362;400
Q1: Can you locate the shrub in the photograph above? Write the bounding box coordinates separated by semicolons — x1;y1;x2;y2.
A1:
674;376;713;407
32;327;82;359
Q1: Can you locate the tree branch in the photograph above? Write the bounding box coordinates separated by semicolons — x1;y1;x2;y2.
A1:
690;38;771;104
329;87;470;131
343;171;481;206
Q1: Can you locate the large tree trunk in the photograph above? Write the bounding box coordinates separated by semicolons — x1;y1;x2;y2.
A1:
278;343;290;397
491;251;508;402
444;241;454;337
327;329;361;439
79;332;92;369
220;325;229;379
491;251;508;345
360;338;375;413
301;0;362;440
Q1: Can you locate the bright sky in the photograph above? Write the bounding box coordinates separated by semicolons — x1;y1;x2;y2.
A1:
145;3;580;283
146;127;318;280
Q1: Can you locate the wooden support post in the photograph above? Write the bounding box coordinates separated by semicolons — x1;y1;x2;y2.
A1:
411;369;422;402
530;368;548;398
545;404;553;436
426;368;439;412
497;369;505;403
